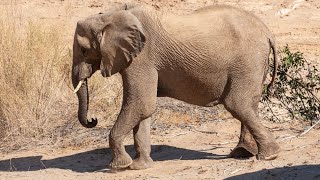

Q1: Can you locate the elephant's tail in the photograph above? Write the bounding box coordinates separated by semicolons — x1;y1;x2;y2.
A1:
267;38;278;92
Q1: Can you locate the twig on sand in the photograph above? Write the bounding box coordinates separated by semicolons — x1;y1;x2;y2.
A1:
209;141;238;146
178;132;190;136
9;158;13;171
9;159;17;171
173;156;183;161
280;135;297;142
230;168;243;175
40;160;47;169
193;129;218;135
280;119;320;142
223;167;231;174
170;131;190;137
284;145;309;151
148;176;160;179
299;119;320;136
276;134;291;139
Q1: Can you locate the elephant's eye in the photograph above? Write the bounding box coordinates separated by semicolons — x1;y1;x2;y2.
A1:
81;47;88;57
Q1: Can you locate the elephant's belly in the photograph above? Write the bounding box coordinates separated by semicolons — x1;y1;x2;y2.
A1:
157;73;227;106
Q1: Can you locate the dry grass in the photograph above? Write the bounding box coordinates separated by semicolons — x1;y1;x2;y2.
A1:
0;4;122;152
0;5;72;150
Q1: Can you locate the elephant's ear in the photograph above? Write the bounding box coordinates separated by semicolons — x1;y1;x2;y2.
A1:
98;11;146;77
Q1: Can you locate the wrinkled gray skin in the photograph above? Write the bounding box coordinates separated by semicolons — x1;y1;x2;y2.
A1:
72;5;280;170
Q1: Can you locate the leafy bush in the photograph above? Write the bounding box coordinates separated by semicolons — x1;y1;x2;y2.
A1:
263;45;320;124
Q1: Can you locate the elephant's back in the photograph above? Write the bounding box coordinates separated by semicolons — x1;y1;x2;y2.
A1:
192;4;269;31
161;5;272;49
202;5;273;43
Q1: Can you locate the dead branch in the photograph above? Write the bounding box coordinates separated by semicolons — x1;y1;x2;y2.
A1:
193;129;218;135
40;160;47;169
279;118;320;142
230;168;243;175
209;141;238;146
298;119;320;137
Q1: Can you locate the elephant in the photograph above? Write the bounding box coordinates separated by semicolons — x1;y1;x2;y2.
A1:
72;4;281;170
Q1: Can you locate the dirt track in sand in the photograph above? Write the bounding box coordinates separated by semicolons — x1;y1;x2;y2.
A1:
0;0;320;179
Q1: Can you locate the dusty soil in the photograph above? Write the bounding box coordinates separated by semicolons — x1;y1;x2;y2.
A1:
1;118;319;179
1;0;320;179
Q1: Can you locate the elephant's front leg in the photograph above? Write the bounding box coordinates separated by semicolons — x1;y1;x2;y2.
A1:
109;68;157;169
129;118;153;170
109;98;156;169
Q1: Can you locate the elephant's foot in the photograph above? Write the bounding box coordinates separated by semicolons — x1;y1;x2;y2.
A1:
229;123;258;158
109;153;133;169
256;141;281;160
229;143;258;158
229;129;258;158
129;156;154;170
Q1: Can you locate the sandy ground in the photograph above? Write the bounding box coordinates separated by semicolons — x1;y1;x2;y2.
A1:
1;0;320;179
0;118;319;179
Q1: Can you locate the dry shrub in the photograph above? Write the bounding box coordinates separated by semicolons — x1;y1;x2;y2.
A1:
0;5;122;151
0;7;72;149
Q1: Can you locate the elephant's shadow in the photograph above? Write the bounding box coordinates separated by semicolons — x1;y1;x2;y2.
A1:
0;145;227;172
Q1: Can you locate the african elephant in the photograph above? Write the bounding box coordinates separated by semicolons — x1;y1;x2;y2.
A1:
72;4;280;170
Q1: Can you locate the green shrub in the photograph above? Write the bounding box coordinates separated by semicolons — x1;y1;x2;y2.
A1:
263;45;320;124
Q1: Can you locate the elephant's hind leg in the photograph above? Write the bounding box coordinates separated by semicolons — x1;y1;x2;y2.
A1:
129;118;154;170
229;123;258;158
223;80;280;160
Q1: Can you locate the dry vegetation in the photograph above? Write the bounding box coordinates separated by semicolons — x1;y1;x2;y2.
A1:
0;5;71;149
0;4;123;152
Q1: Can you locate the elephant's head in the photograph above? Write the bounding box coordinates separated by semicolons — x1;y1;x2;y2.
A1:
72;8;146;128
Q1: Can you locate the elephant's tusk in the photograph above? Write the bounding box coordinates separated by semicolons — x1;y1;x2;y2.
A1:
73;80;84;93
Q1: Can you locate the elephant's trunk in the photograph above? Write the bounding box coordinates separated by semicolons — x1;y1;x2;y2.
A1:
72;71;97;128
